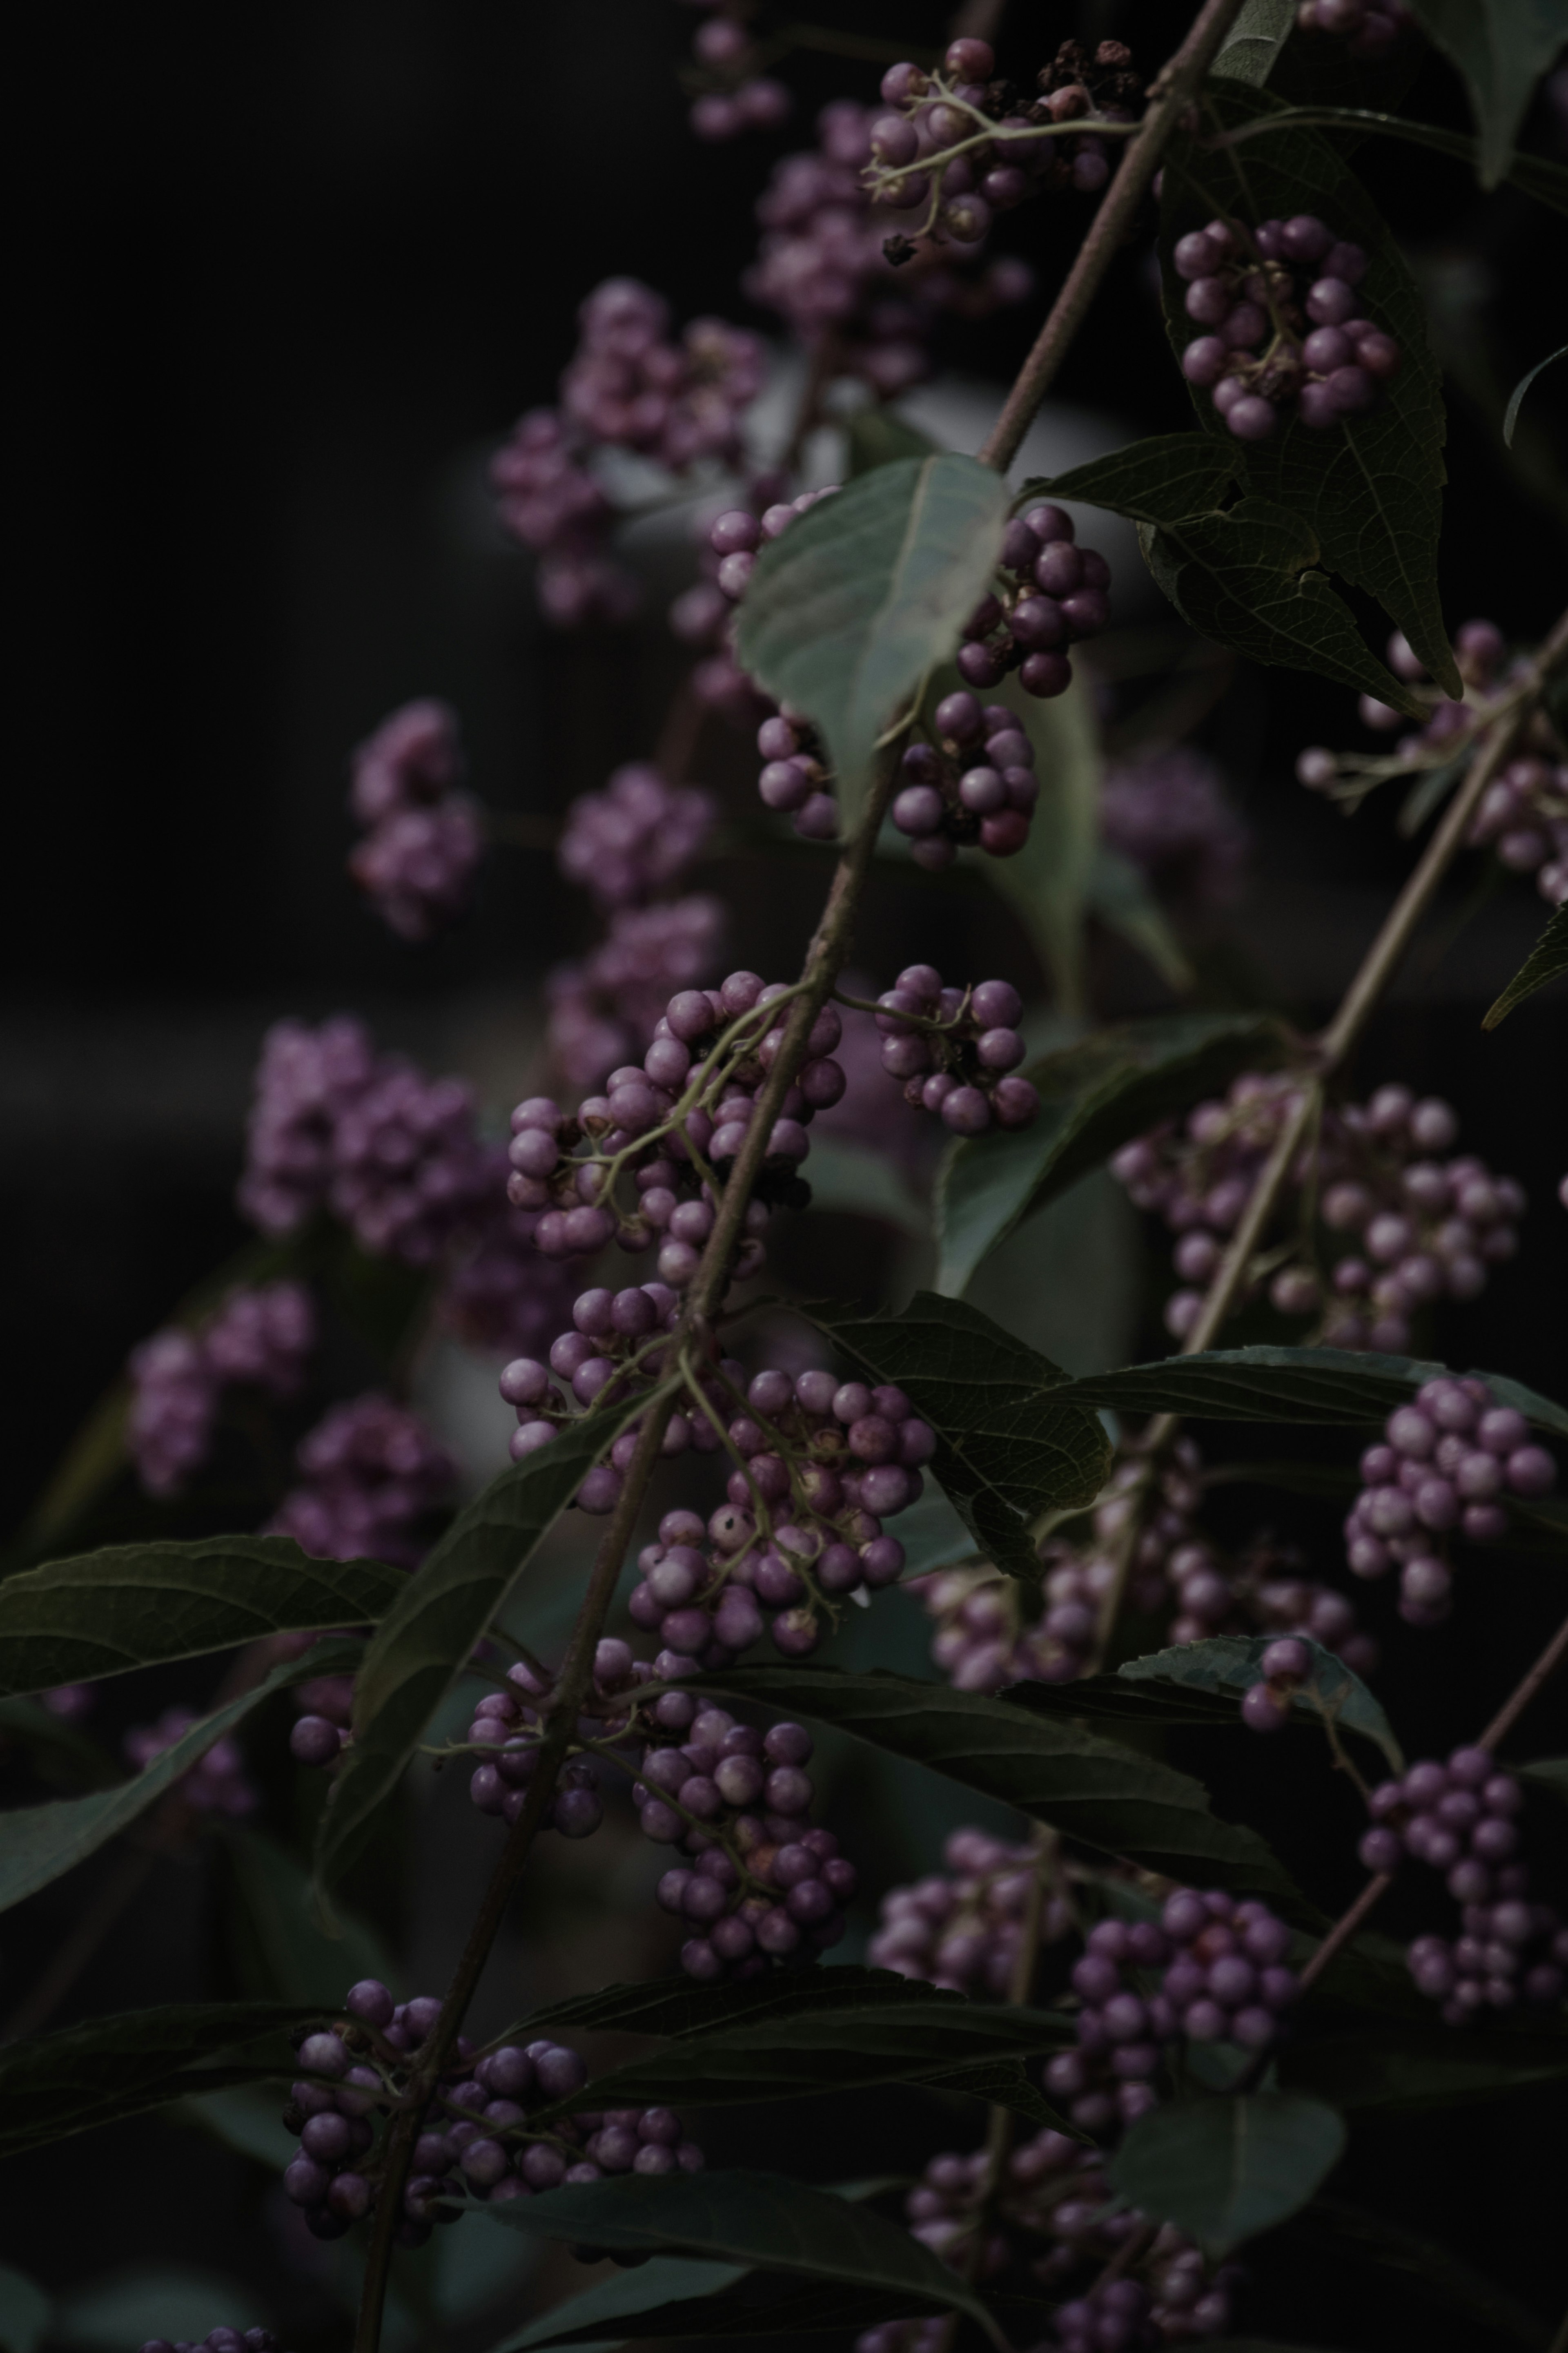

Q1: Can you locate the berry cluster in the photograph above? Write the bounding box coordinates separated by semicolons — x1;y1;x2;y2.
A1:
863;38;1143;253
1356;1751;1568;2023
125;1707;258;1817
642;1705;857;1977
438;1205;584;1361
1113;1074;1525;1352
1296;0;1413;58
127;1280;315;1497
462;1655;616;1836
1175;212;1400;439
1468;754;1568;906
682;5;790;141
1073;1889;1300;2070
1343;1378;1557;1626
872;968;1040;1135
956;501;1112;701
1236;1635;1315;1733
270;1393;457;1569
346;698;483;943
889;693;1042;865
506;970;846;1270
141;2332;281;2353
281;1981;702;2244
867;1829;1070;1996
549;899;728;1091
490;279;763;627
1099;746;1249;911
558;764;718;910
1297;618;1508;802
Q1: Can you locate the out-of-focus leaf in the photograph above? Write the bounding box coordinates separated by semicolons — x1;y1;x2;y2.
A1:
1118;1633;1404;1770
808;1294;1110;1583
1282;2022;1568;2109
0;2263;51;2353
56;2268;267;2349
980;670;1101;1015
1518;1758;1568;1803
0;1697;120;1788
488;2256;751;2352
1293;2195;1555;2349
846;407;939;475
734;455;1008;834
679;1664;1310;1908
1483;901;1568;1028
1087;844;1196;992
1109;2092;1346;2257
1404;0;1568;186
177;2083;297;2170
1059;1346;1568;1437
0;1537;401;1697
935;1013;1291;1296
226;1827;401;2007
1210;105;1568;210
1504;345;1568;445
0;1639;362;1916
800;1137;929;1236
889;1489;981;1576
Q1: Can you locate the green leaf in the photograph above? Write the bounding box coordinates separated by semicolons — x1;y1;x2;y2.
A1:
0;1537;403;1698
1405;0;1568;186
1141;502;1425;714
733;454;1009;833
1213;0;1299;85
1504;345;1568;444
977;669;1101;1015
920;2054;1080;2130
846;407;939;476
1118;1633;1404;1771
1162;83;1459;695
0;1999;322;2159
469;2169;1006;2345
522;1964;955;2045
531;2000;1076;2119
935;1013;1292;1296
56;2267;267;2350
799;1137;929;1235
1109;2091;1346;2258
1519;1758;1568;1803
315;1396;665;1898
0;1697;120;1789
1086;844;1196;993
177;2082;298;2170
1483;900;1568;1028
490;2255;752;2352
1017;436;1242;528
1294;2195;1557;2350
0;2264;51;2353
1058;1345;1568;1437
806;1294;1111;1582
0;1638;363;1917
226;1827;402;2007
1283;2022;1568;2111
680;1664;1310;1908
1207;105;1568;212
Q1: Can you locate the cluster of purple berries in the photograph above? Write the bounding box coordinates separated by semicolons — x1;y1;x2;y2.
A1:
502;1295;742;1491
1343;1379;1556;1626
346;698;483;943
127;1280;315;1497
916;1561;1103;1693
1356;1751;1568;2023
1296;0;1413;58
548;899;728;1091
1047;2260;1236;2351
640;1705;857;1978
1174;212;1400;439
862;38;1142;252
867;1829;1070;1996
281;1981;702;2245
889;694;1042;865
141;2331;281;2353
1071;1889;1299;2076
125;1707;258;1818
682;4;789;142
1113;1073;1524;1352
1469;754;1568;906
461;1662;608;1837
955;502;1112;703
873;967;1039;1135
1298;618;1508;796
270;1392;457;1570
438;1204;583;1361
490;279;762;628
1099;746;1249;912
557;763;717;911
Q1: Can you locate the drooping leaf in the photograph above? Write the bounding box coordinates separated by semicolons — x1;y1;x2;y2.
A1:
1293;2195;1557;2350
978;670;1101;1016
1086;844;1196;993
225;1827;401;2008
935;1013;1293;1296
0;1639;363;1917
1118;1634;1405;1771
1213;0;1299;85
1282;2022;1568;2110
0;1537;402;1699
468;2170;1006;2344
806;1294;1111;1582
1058;1345;1568;1437
0;2000;322;2159
1161;83;1458;694
846;407;939;475
521;1964;972;2044
1109;2092;1347;2258
680;1664;1310;1909
733;455;1009;833
799;1137;929;1236
1405;0;1568;186
489;2256;753;2353
1518;1758;1568;1804
316;1394;668;1897
1504;345;1568;445
1207;105;1568;211
1483;900;1568;1028
1016;436;1242;529
0;2263;52;2353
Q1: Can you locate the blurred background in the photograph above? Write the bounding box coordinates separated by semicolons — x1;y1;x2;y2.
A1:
4;0;1567;2343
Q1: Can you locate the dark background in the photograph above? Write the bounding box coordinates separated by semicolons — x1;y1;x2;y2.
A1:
5;0;1567;2340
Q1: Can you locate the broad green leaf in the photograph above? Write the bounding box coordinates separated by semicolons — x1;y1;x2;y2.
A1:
490;2256;751;2353
177;2083;297;2170
521;1964;956;2045
0;1536;402;1698
0;2264;51;2353
1295;2195;1558;2350
56;2268;266;2349
532;2000;1076;2119
800;1137;929;1236
1406;0;1568;186
1109;2092;1346;2257
226;1827;401;2007
935;1013;1292;1296
1483;900;1568;1028
469;2170;1006;2345
1209;105;1568;211
1118;1634;1404;1771
1059;1345;1568;1437
1161;84;1457;693
1283;2022;1568;2110
1519;1758;1568;1803
0;1999;322;2159
1086;844;1195;992
979;670;1101;1016
733;454;1009;833
1141;504;1425;714
1016;436;1241;529
807;1294;1111;1582
0;1697;119;1788
435;2206;540;2326
316;1393;668;1897
680;1664;1310;1908
846;407;939;475
1505;344;1568;444
0;1639;362;1917
1214;0;1298;83
921;2055;1080;2131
